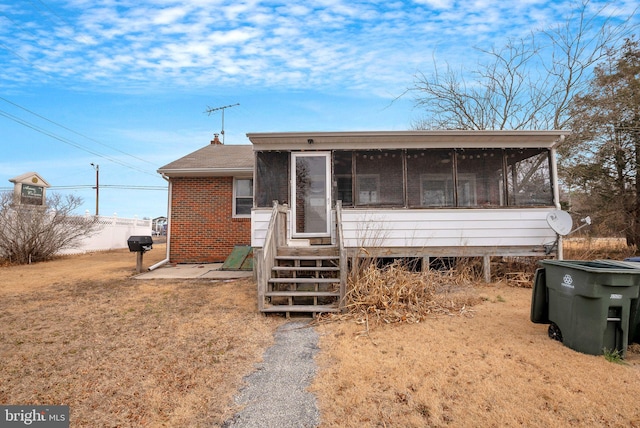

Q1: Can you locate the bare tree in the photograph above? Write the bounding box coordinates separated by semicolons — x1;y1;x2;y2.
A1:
411;0;637;130
0;192;100;264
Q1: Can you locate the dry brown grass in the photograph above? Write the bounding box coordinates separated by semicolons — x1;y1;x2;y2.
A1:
0;246;284;427
310;240;640;427
4;239;640;427
564;237;638;260
337;260;481;326
312;281;640;427
487;238;639;289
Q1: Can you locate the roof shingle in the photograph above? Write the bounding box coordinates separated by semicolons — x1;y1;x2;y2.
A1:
157;144;253;177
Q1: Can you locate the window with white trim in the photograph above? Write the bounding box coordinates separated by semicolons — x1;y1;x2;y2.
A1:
233;178;253;217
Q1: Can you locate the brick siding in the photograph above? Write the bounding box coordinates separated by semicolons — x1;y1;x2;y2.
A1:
169;177;251;263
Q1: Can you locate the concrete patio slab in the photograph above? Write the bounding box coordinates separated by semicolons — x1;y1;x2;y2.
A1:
135;263;253;280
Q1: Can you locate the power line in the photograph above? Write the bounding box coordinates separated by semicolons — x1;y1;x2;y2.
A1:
0;5;162;175
0;96;157;167
0;108;160;179
52;185;167;190
0;12;74;83
0;185;166;191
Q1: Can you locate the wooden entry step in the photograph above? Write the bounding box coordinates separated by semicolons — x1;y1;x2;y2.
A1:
261;304;339;313
265;291;341;298
276;246;338;257
263;246;342;316
268;277;340;284
272;266;340;272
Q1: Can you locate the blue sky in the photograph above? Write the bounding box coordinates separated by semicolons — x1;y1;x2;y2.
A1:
0;0;637;219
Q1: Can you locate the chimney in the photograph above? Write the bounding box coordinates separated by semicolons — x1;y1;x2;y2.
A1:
211;133;222;145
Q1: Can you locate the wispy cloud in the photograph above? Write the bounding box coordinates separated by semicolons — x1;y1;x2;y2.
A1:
0;0;636;95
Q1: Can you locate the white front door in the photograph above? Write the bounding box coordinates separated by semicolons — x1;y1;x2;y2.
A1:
291;152;331;237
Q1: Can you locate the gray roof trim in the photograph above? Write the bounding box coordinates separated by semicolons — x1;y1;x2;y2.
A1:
247;130;571;150
158;167;253;178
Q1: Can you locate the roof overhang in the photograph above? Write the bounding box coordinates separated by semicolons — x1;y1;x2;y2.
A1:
158;167;253;178
9;171;51;187
247;130;570;151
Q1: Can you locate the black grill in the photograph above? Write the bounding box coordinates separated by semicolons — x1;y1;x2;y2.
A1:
127;235;153;252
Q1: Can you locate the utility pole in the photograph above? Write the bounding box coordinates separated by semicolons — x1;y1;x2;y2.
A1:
204;103;239;144
90;163;99;216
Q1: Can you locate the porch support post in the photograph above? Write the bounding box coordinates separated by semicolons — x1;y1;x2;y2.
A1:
422;256;429;272
483;255;491;283
550;146;564;260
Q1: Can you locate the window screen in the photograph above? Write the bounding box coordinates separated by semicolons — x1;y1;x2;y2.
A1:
354;150;403;206
455;149;504;207
255;151;289;207
333;151;353;206
406;149;454;207
506;149;553;206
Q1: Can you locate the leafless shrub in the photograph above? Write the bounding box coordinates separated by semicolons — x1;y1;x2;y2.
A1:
490;256;541;288
0;192;100;264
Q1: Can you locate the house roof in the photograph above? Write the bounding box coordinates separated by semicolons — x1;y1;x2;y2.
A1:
246;130;571;150
159;131;571;177
157;144;254;177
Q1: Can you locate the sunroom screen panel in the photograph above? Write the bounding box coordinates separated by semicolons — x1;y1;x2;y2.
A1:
354;150;403;207
407;149;454;207
455;149;504;207
506;149;553;206
255;151;289;208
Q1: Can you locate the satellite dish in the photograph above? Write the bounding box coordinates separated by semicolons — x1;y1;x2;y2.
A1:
546;210;573;236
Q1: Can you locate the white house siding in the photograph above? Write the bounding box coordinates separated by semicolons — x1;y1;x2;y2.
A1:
251;209;271;247
341;208;555;252
252;207;556;256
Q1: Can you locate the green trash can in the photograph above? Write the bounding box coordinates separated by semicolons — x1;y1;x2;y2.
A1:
613;259;640;345
530;268;549;324
539;259;640;356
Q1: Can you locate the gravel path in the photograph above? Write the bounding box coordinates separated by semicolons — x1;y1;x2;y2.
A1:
222;320;320;428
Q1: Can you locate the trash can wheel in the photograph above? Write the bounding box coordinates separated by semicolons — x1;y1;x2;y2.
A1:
548;323;563;342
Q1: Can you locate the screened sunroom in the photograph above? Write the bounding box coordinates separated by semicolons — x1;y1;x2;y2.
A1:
248;130;569;283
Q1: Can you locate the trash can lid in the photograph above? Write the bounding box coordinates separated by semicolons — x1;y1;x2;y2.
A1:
539;259;640;274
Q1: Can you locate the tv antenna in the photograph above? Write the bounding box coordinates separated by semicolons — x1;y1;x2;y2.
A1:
204;103;239;144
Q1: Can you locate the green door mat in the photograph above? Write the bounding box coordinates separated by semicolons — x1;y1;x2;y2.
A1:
221;246;254;271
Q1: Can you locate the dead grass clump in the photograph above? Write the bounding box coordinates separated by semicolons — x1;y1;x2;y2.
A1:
564;237;637;260
491;256;541;288
342;260;480;326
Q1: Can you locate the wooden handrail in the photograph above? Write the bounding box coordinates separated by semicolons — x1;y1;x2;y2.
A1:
257;201;287;311
336;200;347;312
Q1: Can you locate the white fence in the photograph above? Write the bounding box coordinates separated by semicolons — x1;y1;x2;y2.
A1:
59;214;152;255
